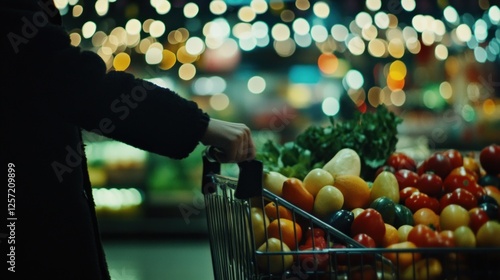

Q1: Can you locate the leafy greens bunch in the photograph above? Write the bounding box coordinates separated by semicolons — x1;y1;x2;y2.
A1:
256;106;402;180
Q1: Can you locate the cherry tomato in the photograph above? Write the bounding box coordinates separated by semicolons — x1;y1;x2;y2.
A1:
469;207;490;233
405;192;440;214
441;149;463;170
479;144;500;175
463;156;481;179
424;152;453;180
395;169;419;191
386;152;417;172
448;188;477;210
407;224;443;248
462;182;486;200
439;230;456;247
352;233;377;248
444;167;477;194
439;192;453;213
416;173;443;198
448;166;478;180
413;207;440;230
417;159;427;175
400;187;419;204
351;208;386;246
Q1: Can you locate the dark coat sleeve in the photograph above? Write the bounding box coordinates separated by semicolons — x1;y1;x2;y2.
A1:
25;24;210;159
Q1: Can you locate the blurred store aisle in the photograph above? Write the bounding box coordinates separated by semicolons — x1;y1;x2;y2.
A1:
103;239;215;280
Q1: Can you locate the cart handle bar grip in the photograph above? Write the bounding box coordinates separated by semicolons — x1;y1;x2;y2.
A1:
202;146;263;199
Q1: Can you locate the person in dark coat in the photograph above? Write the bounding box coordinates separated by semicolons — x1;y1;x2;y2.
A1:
0;1;255;279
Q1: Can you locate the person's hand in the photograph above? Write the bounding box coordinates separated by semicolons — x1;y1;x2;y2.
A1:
201;118;255;163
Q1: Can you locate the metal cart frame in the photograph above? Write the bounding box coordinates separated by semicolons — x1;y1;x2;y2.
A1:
201;152;500;280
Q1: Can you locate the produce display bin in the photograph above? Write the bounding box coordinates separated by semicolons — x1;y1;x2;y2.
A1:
201;149;500;280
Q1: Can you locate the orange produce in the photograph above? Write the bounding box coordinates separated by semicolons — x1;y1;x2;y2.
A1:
264;202;294;221
463;156;481;179
267;218;302;250
413;208;440;231
382;223;400;247
332;175;371;210
383;241;421;269
282;178;314;213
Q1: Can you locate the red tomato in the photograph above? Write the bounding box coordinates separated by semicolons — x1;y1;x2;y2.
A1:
407;224;443;248
480;144;500;175
386;152;417;171
441;149;463;170
439;193;453;212
424;152;453;180
463;182;486;199
352;233;377;248
469;207;490;233
405;192;440;214
351;208;386;246
448;188;478;210
443;170;477;194
417;159;428;175
400;187;419;204
439;230;456;247
416;173;443;197
395;169;419;191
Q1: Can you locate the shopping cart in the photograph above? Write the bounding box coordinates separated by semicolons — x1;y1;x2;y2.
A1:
201;149;500;280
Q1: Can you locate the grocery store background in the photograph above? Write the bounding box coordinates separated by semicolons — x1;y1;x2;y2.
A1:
55;0;500;279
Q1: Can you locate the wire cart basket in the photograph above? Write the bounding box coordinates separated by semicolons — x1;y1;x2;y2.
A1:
201;150;500;280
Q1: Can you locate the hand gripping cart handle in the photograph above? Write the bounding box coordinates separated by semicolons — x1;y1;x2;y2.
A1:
201;147;500;280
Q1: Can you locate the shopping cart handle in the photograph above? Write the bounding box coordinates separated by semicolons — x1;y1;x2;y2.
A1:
202;146;263;199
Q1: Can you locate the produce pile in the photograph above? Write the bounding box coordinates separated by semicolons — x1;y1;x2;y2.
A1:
251;110;500;279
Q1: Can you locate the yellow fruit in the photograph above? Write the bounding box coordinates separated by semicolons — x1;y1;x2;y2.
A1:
322;148;361;178
256;238;293;274
332;175;371;210
250;207;269;248
382;223;399;247
263;171;288;197
303;168;334;197
313;185;344;219
370;171;400;204
397;225;413;242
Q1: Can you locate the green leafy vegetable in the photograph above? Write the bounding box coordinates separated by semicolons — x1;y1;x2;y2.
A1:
256;106;402;180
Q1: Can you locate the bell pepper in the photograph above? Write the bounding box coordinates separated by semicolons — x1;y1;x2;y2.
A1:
298;228;329;271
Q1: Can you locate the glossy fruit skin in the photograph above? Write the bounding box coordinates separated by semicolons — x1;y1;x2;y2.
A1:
441;149;463;170
267;218;302;250
395;169;419;191
386;152;417;171
375;165;396;177
448;188;478;210
405;192;440;214
424;152;453;180
416;173;443;197
479;144;500;175
353;233;377;248
282;178;314;213
399;187;419;204
440;204;470;231
443;169;477;194
369;196;396;225
351;208;386;246
407;224;443;247
478;174;500;188
326;209;354;237
413;207;440;230
393;204;415;228
479;202;499;220
476;220;500;247
468;207;490;233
